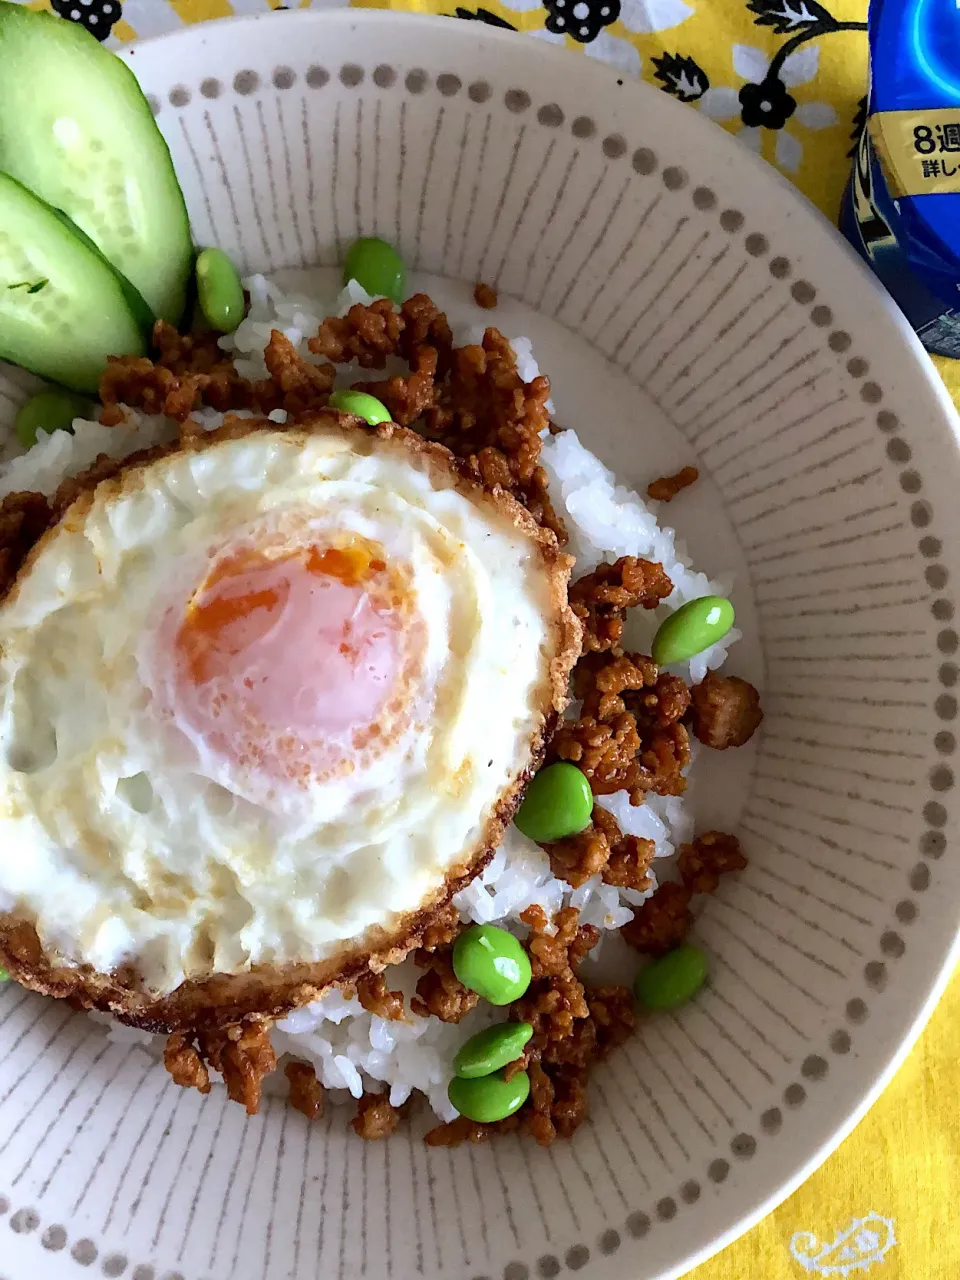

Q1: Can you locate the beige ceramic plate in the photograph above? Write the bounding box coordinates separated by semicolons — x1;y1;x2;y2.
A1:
0;11;957;1280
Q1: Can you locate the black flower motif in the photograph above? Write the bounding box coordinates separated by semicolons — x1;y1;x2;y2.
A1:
739;77;797;130
848;94;867;157
454;6;518;28
544;0;621;45
52;0;122;42
746;0;835;35
652;52;710;102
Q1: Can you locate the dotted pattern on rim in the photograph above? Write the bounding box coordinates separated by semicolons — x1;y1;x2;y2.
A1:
0;44;950;1280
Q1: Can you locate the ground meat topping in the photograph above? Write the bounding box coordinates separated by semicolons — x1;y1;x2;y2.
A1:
587;985;638;1056
309;297;405;368
569;557;673;654
524;1060;559;1146
310;303;562;541
431;332;561;540
498;907;634;1144
262;329;337;414
355;971;406;1021
421;907;638;1148
419;902;463;952
198;1019;277;1116
356;345;437;428
151;321;225;375
397;294;454;370
691;672;764;749
285;1060;325;1120
545;804;654;892
594;805;656;891
0;490;52;596
552;713;690;804
473;282;498;309
678;831;747;895
351;1091;403;1140
633;671;692;732
551;712;642;793
163;1031;211;1096
621;880;694;956
524;906;598;979
636;721;691;797
424;1115;491;1147
545;819;610;888
573;650;659;721
99;321;285;425
410;948;479;1023
162;1018;277;1114
646;465;699;503
99;322;338;427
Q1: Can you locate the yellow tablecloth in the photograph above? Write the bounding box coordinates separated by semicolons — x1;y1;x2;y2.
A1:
20;0;960;1275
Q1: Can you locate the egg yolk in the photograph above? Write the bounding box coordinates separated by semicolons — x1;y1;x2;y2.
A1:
171;538;411;781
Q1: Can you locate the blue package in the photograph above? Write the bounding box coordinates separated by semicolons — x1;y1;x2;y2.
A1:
841;0;960;356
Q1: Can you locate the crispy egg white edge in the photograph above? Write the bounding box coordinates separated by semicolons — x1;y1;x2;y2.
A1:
0;428;571;994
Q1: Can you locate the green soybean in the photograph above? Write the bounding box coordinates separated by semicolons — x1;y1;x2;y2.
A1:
14;388;88;448
195;247;246;334
652;595;735;666
327;388;392;425
634;943;707;1011
448;1067;531;1123
0;968;8;983
343;237;406;304
514;762;593;844
453;924;532;1005
453;1022;533;1079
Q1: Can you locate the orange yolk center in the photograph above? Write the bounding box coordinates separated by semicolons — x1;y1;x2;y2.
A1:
172;539;406;778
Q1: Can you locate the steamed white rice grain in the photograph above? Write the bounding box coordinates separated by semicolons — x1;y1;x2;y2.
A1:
4;273;738;1120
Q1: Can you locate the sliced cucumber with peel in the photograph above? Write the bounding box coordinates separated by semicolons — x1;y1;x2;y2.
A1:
0;1;192;326
0;173;145;394
50;208;155;335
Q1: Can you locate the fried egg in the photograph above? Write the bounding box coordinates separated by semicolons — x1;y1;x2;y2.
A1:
0;420;578;1001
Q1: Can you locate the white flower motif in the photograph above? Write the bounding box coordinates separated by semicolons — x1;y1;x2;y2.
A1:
619;0;693;34
584;29;642;76
108;0;184;41
790;1212;896;1275
527;26;567;43
698;43;837;173
525;13;642;64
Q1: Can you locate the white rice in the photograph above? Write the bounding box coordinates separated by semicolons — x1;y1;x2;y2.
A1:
1;274;738;1119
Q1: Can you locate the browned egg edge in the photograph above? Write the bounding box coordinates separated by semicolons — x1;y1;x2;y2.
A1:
0;412;582;1034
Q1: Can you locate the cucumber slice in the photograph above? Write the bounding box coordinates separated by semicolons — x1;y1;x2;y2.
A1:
51;207;155;334
0;2;192;326
0;173;146;394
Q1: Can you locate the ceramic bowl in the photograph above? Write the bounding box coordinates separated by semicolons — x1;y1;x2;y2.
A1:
0;11;958;1280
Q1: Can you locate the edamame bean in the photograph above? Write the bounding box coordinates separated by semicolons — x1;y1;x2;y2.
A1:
0;969;8;983
14;388;88;448
195;247;246;334
327;388;392;425
452;924;532;1005
448;1067;531;1122
453;1022;533;1079
634;943;707;1010
343;237;406;304
514;762;592;844
651;596;735;666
